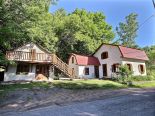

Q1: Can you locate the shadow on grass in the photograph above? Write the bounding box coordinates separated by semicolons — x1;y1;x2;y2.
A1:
53;82;126;90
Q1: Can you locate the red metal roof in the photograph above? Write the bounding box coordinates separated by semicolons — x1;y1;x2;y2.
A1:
72;54;100;65
119;46;149;61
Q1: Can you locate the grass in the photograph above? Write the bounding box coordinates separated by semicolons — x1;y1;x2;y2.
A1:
52;80;127;89
1;79;155;98
132;81;155;88
0;82;53;98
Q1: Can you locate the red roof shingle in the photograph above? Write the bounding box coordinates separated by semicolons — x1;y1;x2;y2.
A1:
119;46;149;61
72;54;100;65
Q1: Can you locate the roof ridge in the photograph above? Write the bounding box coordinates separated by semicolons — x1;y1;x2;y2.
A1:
118;46;144;52
92;43;145;55
72;53;93;57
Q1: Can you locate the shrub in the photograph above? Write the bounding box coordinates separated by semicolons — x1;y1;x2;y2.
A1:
116;65;133;84
116;72;155;84
53;76;59;80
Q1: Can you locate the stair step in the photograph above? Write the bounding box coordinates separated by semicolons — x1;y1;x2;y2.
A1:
51;54;75;78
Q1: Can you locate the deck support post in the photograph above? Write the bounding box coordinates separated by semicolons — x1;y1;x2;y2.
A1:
49;65;55;81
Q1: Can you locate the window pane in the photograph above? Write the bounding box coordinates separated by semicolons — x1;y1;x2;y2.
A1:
85;68;89;75
101;52;108;59
16;63;29;75
139;65;145;74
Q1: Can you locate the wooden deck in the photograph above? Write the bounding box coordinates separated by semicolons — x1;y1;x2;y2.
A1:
6;51;75;78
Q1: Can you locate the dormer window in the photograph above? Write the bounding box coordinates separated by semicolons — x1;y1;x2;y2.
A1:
101;52;108;59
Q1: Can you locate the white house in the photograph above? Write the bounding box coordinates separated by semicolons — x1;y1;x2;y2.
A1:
68;43;149;79
3;43;54;82
1;43;75;82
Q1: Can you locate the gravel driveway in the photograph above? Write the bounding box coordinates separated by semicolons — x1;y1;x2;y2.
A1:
2;88;155;116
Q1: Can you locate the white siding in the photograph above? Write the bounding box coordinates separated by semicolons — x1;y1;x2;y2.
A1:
93;45;122;78
122;58;147;76
4;64;36;81
68;45;147;78
78;65;95;78
68;55;95;78
16;43;45;53
68;55;79;77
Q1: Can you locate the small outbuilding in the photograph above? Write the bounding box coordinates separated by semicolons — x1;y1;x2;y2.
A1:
68;54;100;78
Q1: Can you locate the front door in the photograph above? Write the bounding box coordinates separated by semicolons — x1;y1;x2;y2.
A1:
94;66;99;78
0;71;4;82
102;64;107;77
36;65;49;77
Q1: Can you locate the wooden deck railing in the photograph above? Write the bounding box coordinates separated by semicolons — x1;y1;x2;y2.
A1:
51;54;75;78
6;51;52;62
6;51;75;78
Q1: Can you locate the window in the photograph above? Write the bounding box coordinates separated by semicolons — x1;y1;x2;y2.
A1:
101;52;108;59
112;64;119;73
138;64;145;74
84;68;89;75
16;63;29;75
126;64;132;71
72;57;74;63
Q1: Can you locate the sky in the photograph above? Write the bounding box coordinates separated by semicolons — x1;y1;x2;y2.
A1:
49;0;155;47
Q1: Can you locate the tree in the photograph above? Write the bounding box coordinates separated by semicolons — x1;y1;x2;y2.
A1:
116;13;138;47
143;45;155;73
0;2;115;64
21;0;58;52
0;0;58;65
53;9;115;61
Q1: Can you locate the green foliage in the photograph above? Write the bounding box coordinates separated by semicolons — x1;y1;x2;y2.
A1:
0;52;9;66
119;65;132;77
128;75;155;82
132;81;155;88
21;0;58;52
0;0;30;52
143;45;155;74
116;65;133;84
0;1;115;64
116;67;155;84
0;0;58;65
53;9;115;61
116;13;138;47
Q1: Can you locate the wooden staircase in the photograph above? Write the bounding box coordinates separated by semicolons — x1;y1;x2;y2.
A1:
51;54;75;78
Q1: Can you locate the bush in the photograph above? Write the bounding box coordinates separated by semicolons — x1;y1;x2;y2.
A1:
116;73;155;84
119;65;133;77
114;65;155;84
115;65;133;84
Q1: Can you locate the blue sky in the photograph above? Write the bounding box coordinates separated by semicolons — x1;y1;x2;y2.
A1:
49;0;155;47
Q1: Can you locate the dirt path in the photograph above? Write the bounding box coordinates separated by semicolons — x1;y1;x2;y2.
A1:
0;87;155;115
5;88;155;116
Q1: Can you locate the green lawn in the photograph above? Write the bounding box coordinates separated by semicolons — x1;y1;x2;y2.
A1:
1;80;155;98
52;80;127;89
132;81;155;88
